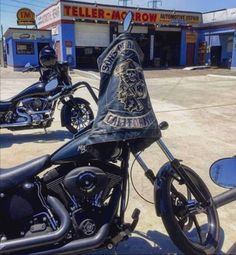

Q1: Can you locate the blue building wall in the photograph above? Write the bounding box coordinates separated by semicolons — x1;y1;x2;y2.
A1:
6;38;14;66
6;38;52;70
231;32;236;70
52;23;76;68
180;30;187;65
198;27;236;68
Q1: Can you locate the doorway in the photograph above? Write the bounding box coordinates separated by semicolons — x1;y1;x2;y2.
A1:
187;43;196;66
156;31;181;67
211;46;222;66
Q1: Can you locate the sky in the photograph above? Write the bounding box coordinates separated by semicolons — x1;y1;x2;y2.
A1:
1;0;236;32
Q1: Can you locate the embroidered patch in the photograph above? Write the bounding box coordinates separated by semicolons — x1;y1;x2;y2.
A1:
100;40;137;74
104;111;155;129
114;59;147;112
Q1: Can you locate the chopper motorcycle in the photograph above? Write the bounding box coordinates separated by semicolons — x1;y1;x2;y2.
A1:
0;13;220;255
0;47;94;134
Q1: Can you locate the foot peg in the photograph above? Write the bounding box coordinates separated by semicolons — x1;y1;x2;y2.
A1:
130;208;140;231
111;208;140;245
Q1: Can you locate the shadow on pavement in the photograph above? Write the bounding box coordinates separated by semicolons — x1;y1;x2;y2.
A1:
92;230;181;255
0;130;72;148
92;226;226;255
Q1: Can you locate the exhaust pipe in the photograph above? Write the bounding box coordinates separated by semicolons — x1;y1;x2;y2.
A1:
28;186;121;255
0;109;31;128
0;196;71;254
213;188;236;208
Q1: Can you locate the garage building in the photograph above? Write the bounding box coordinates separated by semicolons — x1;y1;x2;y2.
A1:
36;1;202;69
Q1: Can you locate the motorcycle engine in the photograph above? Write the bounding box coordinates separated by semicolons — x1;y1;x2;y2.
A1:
44;164;122;238
20;98;53;126
22;98;51;112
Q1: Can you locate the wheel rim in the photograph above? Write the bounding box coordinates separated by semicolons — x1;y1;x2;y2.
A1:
169;175;219;253
70;104;92;131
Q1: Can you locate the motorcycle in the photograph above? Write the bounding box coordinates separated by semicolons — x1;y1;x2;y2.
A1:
0;61;94;134
210;156;236;254
0;12;220;255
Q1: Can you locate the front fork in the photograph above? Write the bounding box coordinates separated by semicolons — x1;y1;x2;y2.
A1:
61;96;83;114
134;138;209;206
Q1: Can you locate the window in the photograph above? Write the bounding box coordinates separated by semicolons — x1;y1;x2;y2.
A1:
16;42;34;55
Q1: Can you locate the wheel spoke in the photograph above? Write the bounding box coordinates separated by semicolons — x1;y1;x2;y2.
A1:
192;215;203;244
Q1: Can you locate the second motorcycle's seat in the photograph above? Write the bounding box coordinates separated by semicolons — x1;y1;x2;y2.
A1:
0;155;50;192
0;101;12;112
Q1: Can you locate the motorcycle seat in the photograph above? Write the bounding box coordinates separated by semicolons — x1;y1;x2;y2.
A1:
0;155;50;192
0;101;12;112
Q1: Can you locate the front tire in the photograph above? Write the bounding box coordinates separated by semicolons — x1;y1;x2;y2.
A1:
63;98;94;134
160;165;220;255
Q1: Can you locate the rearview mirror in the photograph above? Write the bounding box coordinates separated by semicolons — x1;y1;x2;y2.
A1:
123;11;133;32
210;157;236;189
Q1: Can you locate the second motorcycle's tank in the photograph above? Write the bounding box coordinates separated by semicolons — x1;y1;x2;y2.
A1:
12;82;49;102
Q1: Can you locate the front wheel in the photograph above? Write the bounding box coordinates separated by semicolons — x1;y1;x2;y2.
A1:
160;165;220;255
62;98;94;134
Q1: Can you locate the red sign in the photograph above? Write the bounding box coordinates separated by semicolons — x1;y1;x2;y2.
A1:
64;5;159;23
17;8;35;25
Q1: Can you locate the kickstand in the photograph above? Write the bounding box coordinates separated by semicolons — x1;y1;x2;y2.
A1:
44;128;48;134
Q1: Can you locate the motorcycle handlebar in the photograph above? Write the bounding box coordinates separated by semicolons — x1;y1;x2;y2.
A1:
72;81;98;104
22;65;40;73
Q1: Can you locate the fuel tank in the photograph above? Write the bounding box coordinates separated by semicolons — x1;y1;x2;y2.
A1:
12;82;49;102
50;131;122;164
50;131;94;164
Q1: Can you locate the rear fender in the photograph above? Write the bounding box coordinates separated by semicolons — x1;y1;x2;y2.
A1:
61;97;90;127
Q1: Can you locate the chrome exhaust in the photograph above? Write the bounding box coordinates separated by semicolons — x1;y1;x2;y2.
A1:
0;109;31;128
0;196;71;254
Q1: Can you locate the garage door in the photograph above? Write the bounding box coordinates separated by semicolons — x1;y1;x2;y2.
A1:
75;22;110;47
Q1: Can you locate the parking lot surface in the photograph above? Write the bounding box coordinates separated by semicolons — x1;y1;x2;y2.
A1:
0;67;236;254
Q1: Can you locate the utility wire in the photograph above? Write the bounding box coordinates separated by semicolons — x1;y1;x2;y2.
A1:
8;0;48;9
1;2;42;10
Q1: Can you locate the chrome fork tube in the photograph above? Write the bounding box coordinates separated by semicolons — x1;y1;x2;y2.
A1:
134;138;175;174
156;138;175;162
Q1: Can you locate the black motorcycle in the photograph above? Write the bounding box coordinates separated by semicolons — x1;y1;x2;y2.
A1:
0;13;220;255
0;61;94;134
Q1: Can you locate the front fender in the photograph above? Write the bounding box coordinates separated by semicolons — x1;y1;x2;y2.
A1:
154;162;174;216
61;97;90;127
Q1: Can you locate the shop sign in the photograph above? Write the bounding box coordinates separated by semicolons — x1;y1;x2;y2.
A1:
13;32;36;40
17;8;35;25
63;4;201;25
52;26;59;35
37;4;60;28
160;14;200;25
186;32;197;43
12;31;51;40
19;33;31;39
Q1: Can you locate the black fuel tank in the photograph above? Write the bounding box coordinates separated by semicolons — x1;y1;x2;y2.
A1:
12;82;49;102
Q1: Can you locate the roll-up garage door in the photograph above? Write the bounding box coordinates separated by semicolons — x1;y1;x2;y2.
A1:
75;22;110;47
